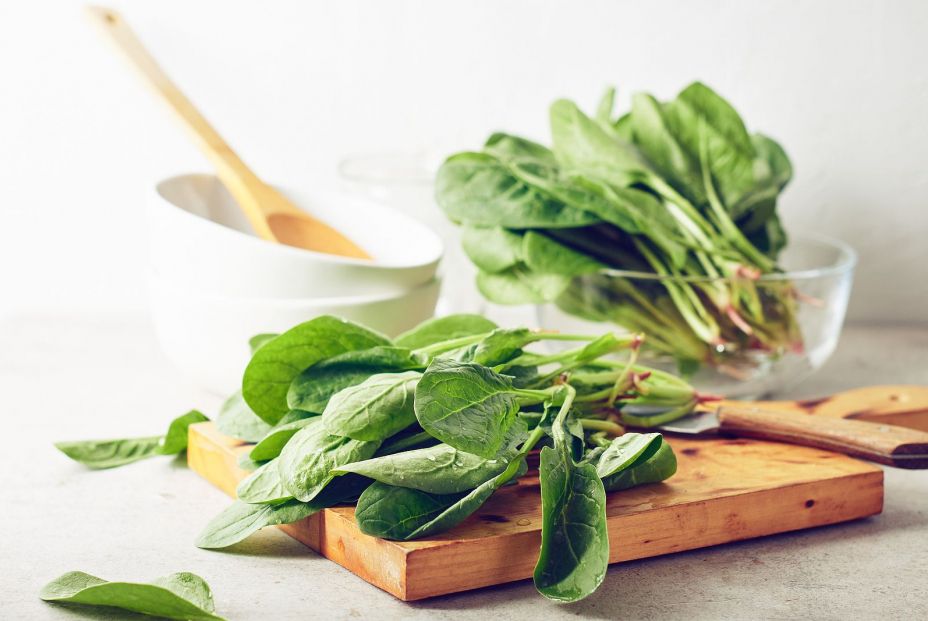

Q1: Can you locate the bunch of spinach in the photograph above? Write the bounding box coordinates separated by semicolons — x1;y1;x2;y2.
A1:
196;314;693;602
435;82;802;374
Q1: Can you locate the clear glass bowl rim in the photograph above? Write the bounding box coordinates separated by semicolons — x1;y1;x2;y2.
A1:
593;233;856;283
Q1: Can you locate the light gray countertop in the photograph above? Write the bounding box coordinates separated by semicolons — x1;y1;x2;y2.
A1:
2;313;926;620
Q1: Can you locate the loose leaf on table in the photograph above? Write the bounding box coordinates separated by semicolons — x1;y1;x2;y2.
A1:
335;418;528;494
321;371;420;441
196;476;370;549
216;391;272;443
236;459;292;505
394;313;498;350
54;410;209;470
591;434;677;492
249;411;317;462
277;419;380;502
287;346;425;413
414;358;523;458
40;571;223;620
243;315;391;425
534;390;609;603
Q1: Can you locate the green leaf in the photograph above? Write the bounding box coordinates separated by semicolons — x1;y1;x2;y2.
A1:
484;132;558;166
549;98;648;183
160;410;211;454
435;152;600;229
470;328;541;366
195;500;319;550
236;459;293;505
243;316;391;425
533;390;609;602
522;231;605;277
394;314;498;350
197;475;370;549
321;371;420;441
336;419;527;494
534;447;609;602
249;411;317;462
277;419;380;502
629;92;705;204
476;265;571;305
216;391;272;443
354;458;528;540
596;435;677;492
54;410;208;470
591;432;663;479
664;81;756;208
39;571;223;620
414;358;521;458
287;346;424;414
461;225;524;273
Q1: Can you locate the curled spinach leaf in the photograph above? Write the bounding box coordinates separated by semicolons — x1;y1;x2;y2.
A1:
55;410;208;470
534;389;609;603
40;570;224;620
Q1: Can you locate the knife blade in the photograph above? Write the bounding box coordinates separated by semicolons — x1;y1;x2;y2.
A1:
638;404;928;469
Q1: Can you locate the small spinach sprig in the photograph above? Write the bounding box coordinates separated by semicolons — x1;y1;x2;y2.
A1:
195;314;696;602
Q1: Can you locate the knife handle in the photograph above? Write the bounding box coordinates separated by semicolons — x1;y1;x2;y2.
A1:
717;406;928;469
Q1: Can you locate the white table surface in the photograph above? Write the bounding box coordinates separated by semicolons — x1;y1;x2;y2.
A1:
2;312;926;620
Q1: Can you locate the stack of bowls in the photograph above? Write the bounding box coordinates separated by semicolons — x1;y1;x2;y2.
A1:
147;173;444;395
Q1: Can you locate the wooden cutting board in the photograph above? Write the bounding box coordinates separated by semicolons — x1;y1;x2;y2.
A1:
188;420;884;601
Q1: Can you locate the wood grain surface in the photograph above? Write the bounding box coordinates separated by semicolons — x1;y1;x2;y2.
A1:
188;421;884;601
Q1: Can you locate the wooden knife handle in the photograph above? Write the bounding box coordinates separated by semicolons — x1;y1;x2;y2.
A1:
717;406;928;469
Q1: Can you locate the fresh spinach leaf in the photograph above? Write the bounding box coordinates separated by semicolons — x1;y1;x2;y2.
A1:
236;459;292;505
321;371;420;441
534;389;609;603
216;391;272;443
476;265;571;305
277;419;380;502
596;435;677;492
436;151;600;229
461;225;524;273
287;346;425;413
40;571;223;620
242;315;391;425
414;359;524;458
335;418;527;494
55;410;208;470
249;411;317;462
394;314;498;350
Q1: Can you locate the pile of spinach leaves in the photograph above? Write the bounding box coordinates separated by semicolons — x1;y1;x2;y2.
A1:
435;82;802;372
194;314;691;602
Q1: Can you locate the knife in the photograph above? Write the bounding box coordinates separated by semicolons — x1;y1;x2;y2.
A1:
632;404;928;469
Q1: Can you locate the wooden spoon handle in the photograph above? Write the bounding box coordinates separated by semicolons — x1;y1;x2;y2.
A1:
718;406;928;469
86;6;272;237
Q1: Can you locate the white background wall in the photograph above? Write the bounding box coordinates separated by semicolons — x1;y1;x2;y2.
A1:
2;0;927;322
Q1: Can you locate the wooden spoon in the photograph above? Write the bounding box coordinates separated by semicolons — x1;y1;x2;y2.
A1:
88;7;371;260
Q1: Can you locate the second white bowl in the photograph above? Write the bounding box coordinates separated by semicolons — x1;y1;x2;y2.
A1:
148;173;444;299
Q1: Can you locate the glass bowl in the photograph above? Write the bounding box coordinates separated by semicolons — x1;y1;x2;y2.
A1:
537;234;856;399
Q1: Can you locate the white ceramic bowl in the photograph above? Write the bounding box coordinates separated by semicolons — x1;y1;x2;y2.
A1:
149;275;441;396
148;174;444;299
